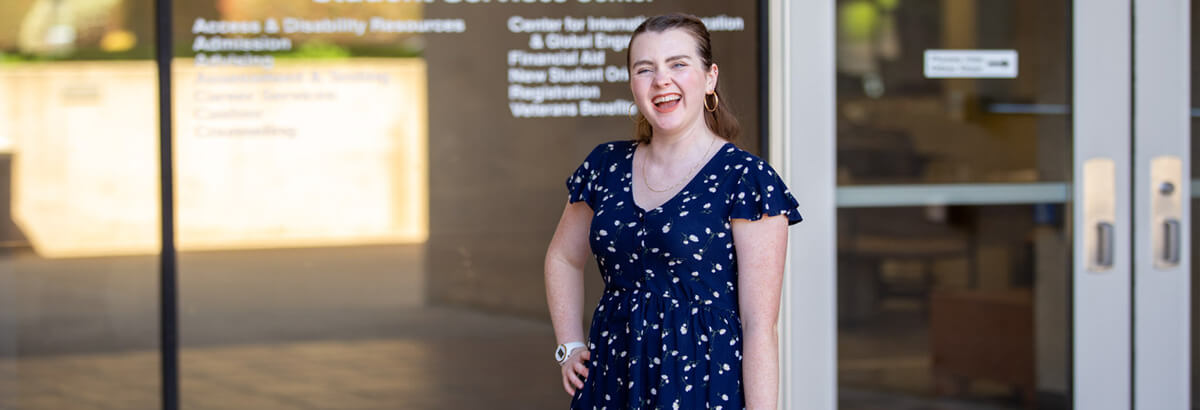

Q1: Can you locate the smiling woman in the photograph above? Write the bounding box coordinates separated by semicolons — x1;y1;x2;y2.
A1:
0;1;765;409
624;17;738;147
544;12;801;410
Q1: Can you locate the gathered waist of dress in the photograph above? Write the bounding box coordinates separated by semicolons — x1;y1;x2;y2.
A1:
600;286;739;320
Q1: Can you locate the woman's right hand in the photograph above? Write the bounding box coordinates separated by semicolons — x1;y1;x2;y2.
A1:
560;348;591;396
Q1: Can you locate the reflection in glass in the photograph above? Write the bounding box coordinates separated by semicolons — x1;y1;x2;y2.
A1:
0;0;159;408
174;1;458;407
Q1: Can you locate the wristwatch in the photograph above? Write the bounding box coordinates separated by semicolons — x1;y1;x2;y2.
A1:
555;342;585;365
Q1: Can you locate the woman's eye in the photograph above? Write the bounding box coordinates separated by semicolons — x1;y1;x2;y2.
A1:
636;68;652;74
672;62;686;69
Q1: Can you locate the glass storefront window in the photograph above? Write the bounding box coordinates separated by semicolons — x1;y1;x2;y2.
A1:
0;0;160;408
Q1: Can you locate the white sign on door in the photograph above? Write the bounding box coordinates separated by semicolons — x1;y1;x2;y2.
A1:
924;49;1018;78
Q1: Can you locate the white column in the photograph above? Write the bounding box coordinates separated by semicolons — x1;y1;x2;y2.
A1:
775;0;837;408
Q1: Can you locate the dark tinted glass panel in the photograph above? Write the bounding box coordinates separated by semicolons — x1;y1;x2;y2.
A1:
836;1;1073;408
837;0;1070;186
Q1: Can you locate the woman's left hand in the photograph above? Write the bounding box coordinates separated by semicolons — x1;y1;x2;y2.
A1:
561;348;591;395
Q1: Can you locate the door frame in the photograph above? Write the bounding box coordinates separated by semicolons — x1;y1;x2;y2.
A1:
1072;0;1133;407
1132;0;1191;408
772;0;837;408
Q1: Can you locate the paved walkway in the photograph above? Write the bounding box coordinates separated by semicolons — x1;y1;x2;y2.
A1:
0;246;1029;410
0;314;1028;409
1;307;566;410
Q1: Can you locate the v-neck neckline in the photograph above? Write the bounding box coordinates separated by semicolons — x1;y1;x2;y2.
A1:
628;141;732;213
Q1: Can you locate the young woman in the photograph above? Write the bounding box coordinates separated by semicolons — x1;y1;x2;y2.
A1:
544;13;802;410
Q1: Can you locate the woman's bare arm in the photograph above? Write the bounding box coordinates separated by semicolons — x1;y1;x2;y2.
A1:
545;201;595;394
732;214;789;410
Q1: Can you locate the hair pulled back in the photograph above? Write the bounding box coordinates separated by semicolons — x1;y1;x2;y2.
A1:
626;13;740;144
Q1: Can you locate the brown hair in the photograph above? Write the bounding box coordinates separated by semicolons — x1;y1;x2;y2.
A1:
626;13;740;144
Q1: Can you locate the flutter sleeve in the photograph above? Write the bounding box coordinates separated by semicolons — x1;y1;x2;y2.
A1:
565;143;613;209
728;157;803;225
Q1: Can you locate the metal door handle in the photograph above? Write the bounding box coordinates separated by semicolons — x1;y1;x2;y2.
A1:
1096;222;1114;268
1150;156;1182;269
1162;218;1180;265
1084;158;1115;272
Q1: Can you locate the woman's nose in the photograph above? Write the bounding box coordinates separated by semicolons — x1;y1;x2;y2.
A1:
653;71;670;87
657;75;676;88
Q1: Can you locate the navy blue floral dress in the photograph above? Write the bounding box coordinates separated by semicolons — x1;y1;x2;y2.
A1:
565;140;802;410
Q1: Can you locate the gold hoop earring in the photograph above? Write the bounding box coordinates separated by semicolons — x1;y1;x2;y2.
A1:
704;93;719;112
628;102;639;122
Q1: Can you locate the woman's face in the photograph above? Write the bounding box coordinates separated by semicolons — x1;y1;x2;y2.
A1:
628;28;718;138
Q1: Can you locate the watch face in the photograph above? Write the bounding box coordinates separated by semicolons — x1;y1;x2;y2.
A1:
555;345;566;361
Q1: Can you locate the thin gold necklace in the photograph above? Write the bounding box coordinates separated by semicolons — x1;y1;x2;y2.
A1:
641;137;718;193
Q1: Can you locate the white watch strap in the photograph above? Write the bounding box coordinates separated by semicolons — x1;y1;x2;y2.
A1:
557;342;585;364
562;342;585;354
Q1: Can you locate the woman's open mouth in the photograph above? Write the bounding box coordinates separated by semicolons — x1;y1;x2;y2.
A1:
652;93;682;113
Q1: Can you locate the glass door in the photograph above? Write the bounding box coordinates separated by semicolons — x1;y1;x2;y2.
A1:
830;1;1079;408
774;0;1188;408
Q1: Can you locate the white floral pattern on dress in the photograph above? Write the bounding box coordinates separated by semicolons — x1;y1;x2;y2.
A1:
566;141;802;410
